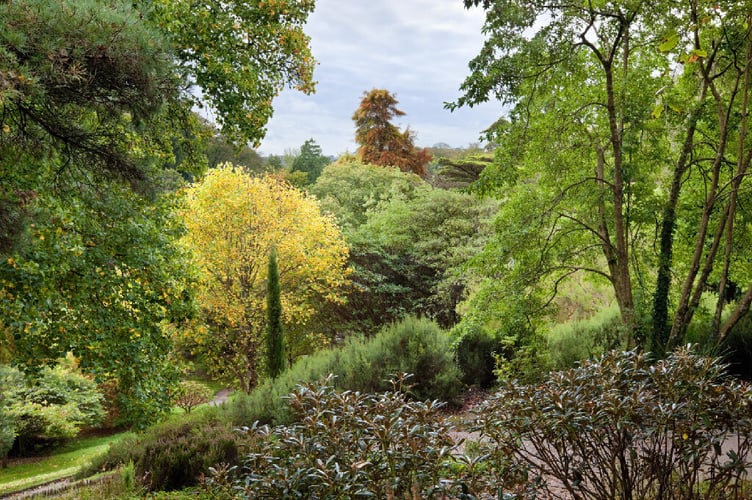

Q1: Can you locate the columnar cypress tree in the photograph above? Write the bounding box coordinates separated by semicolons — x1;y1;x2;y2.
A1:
266;246;285;379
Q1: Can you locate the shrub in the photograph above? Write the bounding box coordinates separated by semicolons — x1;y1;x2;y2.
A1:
471;347;752;499
87;411;244;492
455;326;503;388
546;305;626;370
206;376;476;499
3;363;104;454
225;316;462;425
721;311;752;380
172;381;213;414
225;349;339;426
340;316;462;401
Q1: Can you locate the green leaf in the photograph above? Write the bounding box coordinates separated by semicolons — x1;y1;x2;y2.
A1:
658;33;679;52
651;104;664;119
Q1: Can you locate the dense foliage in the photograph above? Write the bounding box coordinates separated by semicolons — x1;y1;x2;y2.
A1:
209;377;462;499
471;347;752;499
265;247;285;379
311;159;494;335
87;411;241;492
1;361;104;457
226;316;462;426
180;166;350;392
1;0;316;428
148;0;316;146
455;0;752;354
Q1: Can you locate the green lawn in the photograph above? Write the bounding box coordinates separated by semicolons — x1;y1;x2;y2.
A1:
0;432;132;496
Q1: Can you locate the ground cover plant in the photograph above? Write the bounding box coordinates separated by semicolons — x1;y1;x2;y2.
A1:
470;347;752;499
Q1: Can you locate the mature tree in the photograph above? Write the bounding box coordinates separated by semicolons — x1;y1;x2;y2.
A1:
265;247;285;379
265;155;284;171
146;0;316;146
206;135;264;174
0;183;194;426
0;0;316;252
310;159;494;333
352;187;496;328
454;0;752;352
0;0;187;253
352;89;431;177
291;138;330;184
0;0;317;426
309;158;426;233
181;166;350;392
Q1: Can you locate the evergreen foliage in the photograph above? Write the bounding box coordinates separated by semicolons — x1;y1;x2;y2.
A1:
352;89;431;177
226;316;462;426
265;247;285;379
290;138;329;184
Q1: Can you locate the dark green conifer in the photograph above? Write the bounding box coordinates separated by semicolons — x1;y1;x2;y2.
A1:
266;246;285;379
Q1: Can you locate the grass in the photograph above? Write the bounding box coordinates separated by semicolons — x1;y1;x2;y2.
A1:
0;432;132;496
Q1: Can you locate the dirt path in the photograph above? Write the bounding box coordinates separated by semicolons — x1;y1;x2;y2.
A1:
209;388;232;406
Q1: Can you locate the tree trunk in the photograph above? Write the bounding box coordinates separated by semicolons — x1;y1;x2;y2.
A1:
716;24;752;344
668;49;736;349
604;57;635;338
651;94;705;355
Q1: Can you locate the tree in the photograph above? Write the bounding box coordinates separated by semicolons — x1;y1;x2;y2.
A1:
291;139;329;184
309;158;426;233
206;134;264;174
352;89;431;177
1;0;317;426
453;0;752;351
0;0;316;253
181;166;350;392
310;159;494;333
0;183;194;427
146;0;316;147
265;247;285;379
172;381;213;414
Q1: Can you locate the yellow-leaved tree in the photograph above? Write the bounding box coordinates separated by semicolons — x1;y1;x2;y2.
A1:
181;165;350;392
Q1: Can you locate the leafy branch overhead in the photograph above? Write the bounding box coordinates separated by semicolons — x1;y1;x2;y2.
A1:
149;0;317;147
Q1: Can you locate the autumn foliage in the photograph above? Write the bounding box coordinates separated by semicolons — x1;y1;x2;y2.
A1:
180;166;350;392
352;89;431;177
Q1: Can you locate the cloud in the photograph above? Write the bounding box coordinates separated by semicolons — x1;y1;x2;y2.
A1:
258;0;500;156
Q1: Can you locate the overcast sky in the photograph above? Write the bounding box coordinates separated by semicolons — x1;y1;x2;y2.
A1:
255;0;502;157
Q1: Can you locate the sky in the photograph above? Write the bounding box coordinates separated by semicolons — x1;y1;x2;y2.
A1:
255;0;503;157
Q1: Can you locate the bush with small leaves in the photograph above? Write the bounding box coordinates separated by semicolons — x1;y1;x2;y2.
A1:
470;347;752;499
86;411;244;492
226;316;462;426
172;381;213;414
